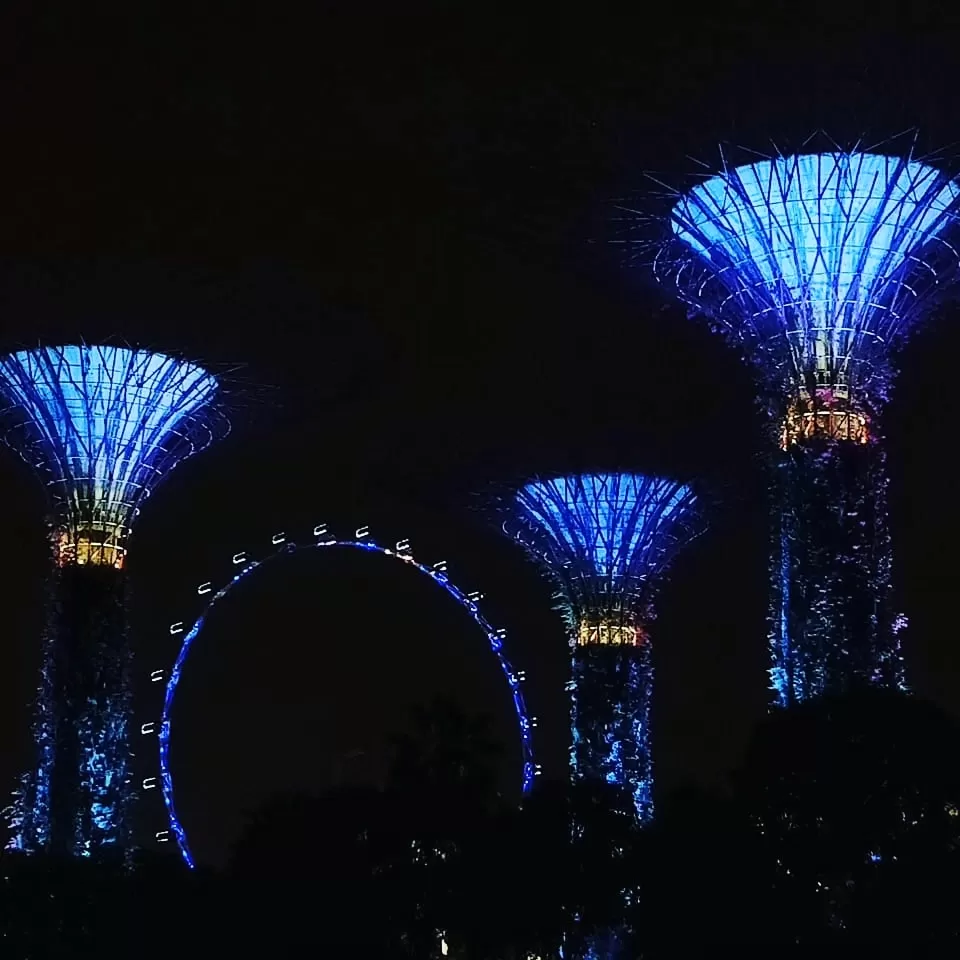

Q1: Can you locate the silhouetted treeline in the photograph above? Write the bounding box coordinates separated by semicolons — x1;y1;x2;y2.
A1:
3;690;960;956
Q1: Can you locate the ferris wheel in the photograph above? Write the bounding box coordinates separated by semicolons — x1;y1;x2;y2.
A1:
141;522;539;868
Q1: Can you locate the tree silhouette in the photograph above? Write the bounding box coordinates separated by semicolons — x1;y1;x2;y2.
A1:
623;783;787;950
442;778;640;959
230;785;405;956
735;688;960;945
387;695;502;800
0;850;218;957
10;691;960;954
229;697;507;957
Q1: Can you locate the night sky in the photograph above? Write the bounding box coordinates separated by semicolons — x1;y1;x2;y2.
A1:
1;4;959;866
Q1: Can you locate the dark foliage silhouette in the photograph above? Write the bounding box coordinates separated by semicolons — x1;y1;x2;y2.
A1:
4;691;960;955
735;687;960;946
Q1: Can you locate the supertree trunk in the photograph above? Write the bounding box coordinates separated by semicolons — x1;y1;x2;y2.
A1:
32;565;133;856
571;641;653;822
769;437;901;706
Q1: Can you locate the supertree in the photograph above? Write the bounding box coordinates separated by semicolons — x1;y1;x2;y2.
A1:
494;473;701;820
0;344;225;856
637;147;960;705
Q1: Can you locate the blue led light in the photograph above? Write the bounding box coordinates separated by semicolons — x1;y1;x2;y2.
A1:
516;474;696;581
654;152;960;707
0;344;221;565
500;473;701;820
0;344;223;856
158;535;536;869
668;153;960;398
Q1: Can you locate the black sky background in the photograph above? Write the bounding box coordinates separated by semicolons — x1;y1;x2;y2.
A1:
0;4;959;865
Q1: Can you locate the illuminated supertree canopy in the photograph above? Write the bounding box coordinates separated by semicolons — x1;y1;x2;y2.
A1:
0;344;222;568
645;149;960;705
661;152;960;429
0;343;224;857
499;473;701;820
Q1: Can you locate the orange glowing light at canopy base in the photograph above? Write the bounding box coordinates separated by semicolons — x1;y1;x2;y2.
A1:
780;387;870;449
53;528;128;570
577;620;649;647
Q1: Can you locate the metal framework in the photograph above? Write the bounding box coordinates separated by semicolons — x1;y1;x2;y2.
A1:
147;524;538;869
494;473;701;820
660;151;960;406
634;147;960;704
0;344;224;568
0;344;225;856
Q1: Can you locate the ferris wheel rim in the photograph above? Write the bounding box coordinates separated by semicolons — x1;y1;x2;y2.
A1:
155;528;538;869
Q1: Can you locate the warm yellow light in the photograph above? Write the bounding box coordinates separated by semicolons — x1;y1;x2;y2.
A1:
780;388;870;449
577;621;647;647
53;530;126;569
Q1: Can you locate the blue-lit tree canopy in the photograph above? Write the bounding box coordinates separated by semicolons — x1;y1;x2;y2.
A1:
649;151;960;706
500;473;701;819
665;153;960;407
0;344;224;857
0;344;222;567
